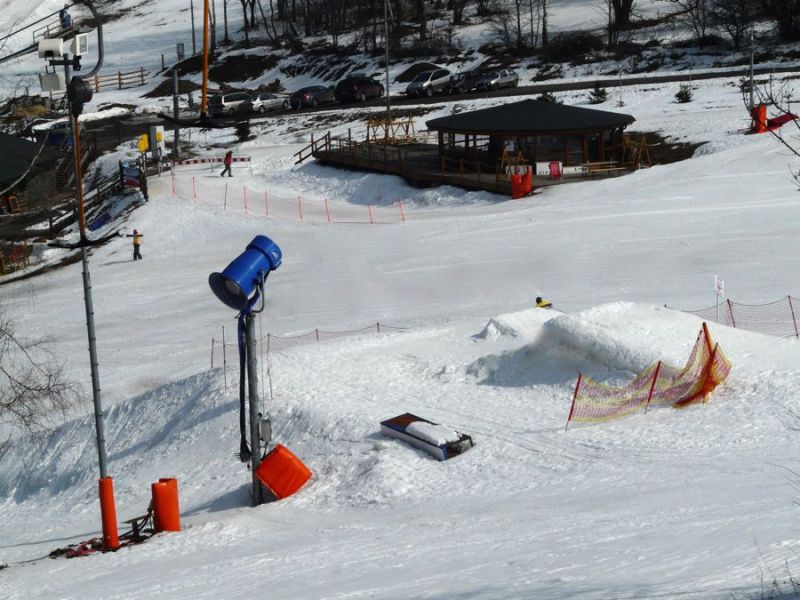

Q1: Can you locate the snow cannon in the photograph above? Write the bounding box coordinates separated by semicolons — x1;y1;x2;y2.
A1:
209;235;282;311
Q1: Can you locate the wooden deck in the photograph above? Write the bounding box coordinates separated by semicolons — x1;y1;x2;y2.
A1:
307;134;633;197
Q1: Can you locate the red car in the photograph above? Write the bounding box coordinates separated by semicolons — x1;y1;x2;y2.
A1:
334;75;384;103
290;86;336;109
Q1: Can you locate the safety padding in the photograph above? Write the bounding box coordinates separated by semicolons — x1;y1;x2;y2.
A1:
254;444;312;499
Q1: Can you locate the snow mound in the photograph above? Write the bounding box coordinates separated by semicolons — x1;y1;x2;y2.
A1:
467;303;713;387
474;307;557;340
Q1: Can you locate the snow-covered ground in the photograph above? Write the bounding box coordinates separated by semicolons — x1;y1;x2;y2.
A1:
3;1;800;598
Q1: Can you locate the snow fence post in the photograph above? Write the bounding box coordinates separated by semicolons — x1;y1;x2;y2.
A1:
644;361;662;414
565;374;582;432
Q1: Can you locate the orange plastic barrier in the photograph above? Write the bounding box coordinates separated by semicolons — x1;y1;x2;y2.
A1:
752;104;767;133
549;160;562;178
99;477;120;550
510;173;525;199
522;165;533;192
254;444;312;499
151;478;181;532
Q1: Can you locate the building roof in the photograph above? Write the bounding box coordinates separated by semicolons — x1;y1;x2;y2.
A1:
0;131;64;186
426;99;635;135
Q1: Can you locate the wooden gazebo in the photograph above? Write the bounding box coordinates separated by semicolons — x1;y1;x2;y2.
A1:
426;99;636;169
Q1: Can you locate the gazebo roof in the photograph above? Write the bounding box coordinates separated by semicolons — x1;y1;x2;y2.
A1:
426;99;635;135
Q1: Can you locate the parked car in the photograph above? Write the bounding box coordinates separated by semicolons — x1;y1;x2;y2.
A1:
290;85;336;109
243;92;289;113
445;69;482;95
208;91;253;117
405;68;451;98
334;74;384;103
475;68;519;91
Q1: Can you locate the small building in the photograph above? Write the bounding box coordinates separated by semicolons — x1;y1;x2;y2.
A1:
304;99;640;196
426;99;635;168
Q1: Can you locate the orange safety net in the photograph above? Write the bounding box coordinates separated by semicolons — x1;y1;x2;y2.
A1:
566;323;732;427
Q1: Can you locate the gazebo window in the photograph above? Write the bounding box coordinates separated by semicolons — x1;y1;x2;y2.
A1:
566;134;583;166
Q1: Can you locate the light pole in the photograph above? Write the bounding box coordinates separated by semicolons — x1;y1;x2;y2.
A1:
383;0;391;116
41;0;118;551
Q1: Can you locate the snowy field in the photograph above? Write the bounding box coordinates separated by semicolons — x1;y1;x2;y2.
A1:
3;0;800;598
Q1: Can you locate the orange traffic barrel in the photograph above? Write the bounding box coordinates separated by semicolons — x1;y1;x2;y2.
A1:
151;478;181;532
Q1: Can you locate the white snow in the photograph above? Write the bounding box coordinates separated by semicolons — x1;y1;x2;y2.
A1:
3;0;800;598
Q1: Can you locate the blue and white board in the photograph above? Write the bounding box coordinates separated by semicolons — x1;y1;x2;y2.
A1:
380;413;474;461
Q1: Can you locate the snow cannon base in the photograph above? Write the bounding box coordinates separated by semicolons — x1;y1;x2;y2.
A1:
380;413;474;461
254;444;312;499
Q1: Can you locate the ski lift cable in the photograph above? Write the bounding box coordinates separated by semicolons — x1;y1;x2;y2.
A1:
0;3;75;48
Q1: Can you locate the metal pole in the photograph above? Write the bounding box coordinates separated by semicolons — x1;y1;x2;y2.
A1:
383;0;390;116
223;0;229;42
749;29;754;111
191;0;197;55
64;54;108;479
172;69;180;157
245;314;264;505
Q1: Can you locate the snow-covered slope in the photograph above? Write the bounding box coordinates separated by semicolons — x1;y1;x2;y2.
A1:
3;1;800;598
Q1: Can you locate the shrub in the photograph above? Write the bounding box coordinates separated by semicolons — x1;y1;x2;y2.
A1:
538;91;560;103
675;84;693;103
588;84;608;104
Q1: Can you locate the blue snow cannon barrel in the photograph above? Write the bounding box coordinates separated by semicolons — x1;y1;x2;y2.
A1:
209;235;282;311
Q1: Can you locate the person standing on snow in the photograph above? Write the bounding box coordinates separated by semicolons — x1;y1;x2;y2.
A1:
220;150;233;177
129;229;143;260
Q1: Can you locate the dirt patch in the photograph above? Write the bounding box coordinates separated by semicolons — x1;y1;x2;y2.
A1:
629;130;703;164
142;79;203;98
209;53;281;84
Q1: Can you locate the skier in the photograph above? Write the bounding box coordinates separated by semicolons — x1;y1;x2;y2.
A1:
536;296;553;309
220;150;233;177
128;229;143;260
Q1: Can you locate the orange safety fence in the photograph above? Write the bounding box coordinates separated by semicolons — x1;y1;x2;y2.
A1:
170;172;407;225
565;323;731;429
668;296;800;339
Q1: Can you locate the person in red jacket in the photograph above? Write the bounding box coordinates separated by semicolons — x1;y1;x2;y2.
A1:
220;150;233;177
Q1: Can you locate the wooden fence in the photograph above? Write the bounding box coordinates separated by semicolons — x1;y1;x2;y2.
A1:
90;68;150;92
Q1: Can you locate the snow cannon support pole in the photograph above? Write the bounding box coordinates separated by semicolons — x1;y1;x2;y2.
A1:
565;374;581;432
99;477;120;550
246;312;266;506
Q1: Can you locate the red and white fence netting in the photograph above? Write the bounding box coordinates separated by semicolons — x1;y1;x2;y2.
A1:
169;171;407;226
669;296;800;339
565;323;732;429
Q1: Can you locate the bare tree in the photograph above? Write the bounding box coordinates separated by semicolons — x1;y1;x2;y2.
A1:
760;0;800;42
663;0;712;45
0;312;77;432
710;0;759;50
748;79;800;188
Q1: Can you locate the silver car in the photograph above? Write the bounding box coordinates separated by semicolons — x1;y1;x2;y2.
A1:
405;68;451;98
208;91;253;117
475;68;519;91
244;92;289;113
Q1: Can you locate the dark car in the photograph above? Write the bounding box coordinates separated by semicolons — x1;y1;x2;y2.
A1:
334;74;384;103
290;85;336;109
445;70;482;95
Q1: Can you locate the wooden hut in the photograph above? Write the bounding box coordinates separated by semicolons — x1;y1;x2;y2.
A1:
426;99;635;170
